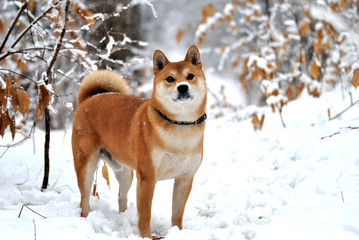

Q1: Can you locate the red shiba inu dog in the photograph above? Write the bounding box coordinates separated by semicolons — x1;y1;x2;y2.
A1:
72;45;207;238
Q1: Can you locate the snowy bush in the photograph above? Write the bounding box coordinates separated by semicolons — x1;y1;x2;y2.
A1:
178;0;359;129
0;0;146;189
0;0;146;137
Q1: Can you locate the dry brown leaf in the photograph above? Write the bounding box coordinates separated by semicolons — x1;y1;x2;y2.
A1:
35;101;42;121
5;78;12;97
201;5;211;20
10;115;15;140
231;24;236;33
302;5;310;18
352;68;359;88
220;45;226;55
74;4;95;26
176;29;184;43
309;59;320;79
271;104;276;113
102;163;110;189
92;183;98;197
252;113;259;127
28;0;35;11
0;89;6;108
73;41;84;50
285;82;305;101
17;90;30;116
241;0;247;7
340;0;347;8
0;18;6;34
246;15;251;23
259;114;265;130
10;86;19;113
198;33;206;47
0;111;11;137
299;21;310;37
251;113;265;131
40;85;50;108
324;22;337;40
330;2;341;12
35;85;51;121
307;86;321;98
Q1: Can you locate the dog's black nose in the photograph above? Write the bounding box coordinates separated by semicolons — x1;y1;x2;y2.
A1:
177;84;188;94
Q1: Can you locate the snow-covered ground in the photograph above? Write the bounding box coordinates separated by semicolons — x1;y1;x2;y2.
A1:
1;72;359;240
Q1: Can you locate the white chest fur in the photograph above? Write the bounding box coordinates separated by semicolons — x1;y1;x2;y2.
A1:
152;149;202;180
151;124;204;180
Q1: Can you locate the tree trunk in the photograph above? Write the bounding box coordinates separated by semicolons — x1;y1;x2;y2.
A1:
41;107;51;190
40;0;70;191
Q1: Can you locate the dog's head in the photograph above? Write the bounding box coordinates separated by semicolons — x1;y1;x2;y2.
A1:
151;45;207;122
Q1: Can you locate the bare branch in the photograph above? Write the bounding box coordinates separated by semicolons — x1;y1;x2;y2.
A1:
321;126;359;140
0;68;40;84
18;204;47;219
0;1;29;53
0;123;36;158
329;99;359;121
45;0;70;82
33;219;37;240
10;2;59;50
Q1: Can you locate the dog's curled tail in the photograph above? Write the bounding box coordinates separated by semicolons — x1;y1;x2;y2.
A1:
77;70;129;105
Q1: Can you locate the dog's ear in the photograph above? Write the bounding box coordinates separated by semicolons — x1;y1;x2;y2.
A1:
185;45;202;68
153;50;169;74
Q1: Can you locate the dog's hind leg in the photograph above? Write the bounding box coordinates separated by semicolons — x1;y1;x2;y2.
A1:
114;165;133;212
73;136;100;218
100;149;133;212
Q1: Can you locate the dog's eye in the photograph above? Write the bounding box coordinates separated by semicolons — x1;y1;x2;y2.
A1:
166;76;175;83
186;73;194;80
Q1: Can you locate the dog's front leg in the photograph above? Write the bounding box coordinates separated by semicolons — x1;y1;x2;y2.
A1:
136;170;156;238
171;176;194;229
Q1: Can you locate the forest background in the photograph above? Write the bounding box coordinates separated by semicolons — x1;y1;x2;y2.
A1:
0;0;359;239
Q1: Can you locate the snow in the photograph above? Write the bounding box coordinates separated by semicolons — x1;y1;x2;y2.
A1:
1;72;359;240
223;3;234;17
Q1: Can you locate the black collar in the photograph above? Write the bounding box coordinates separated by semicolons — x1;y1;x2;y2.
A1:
155;109;207;125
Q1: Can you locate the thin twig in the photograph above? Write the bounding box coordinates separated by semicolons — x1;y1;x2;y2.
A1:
321;126;359;140
0;123;36;158
50;169;64;191
10;2;59;50
18;204;47;219
45;0;70;81
329;99;359;121
0;68;40;84
0;68;73;111
0;1;29;54
0;147;9;158
0;123;36;148
276;103;286;128
33;219;37;240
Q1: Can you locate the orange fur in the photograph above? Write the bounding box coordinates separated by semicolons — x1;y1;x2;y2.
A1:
72;45;206;238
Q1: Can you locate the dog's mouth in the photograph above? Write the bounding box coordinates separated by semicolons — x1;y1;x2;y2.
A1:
173;93;193;102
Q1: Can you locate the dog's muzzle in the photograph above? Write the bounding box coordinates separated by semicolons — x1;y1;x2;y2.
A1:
175;84;192;101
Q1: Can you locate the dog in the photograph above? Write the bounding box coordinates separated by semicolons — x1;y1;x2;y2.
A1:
72;45;207;238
